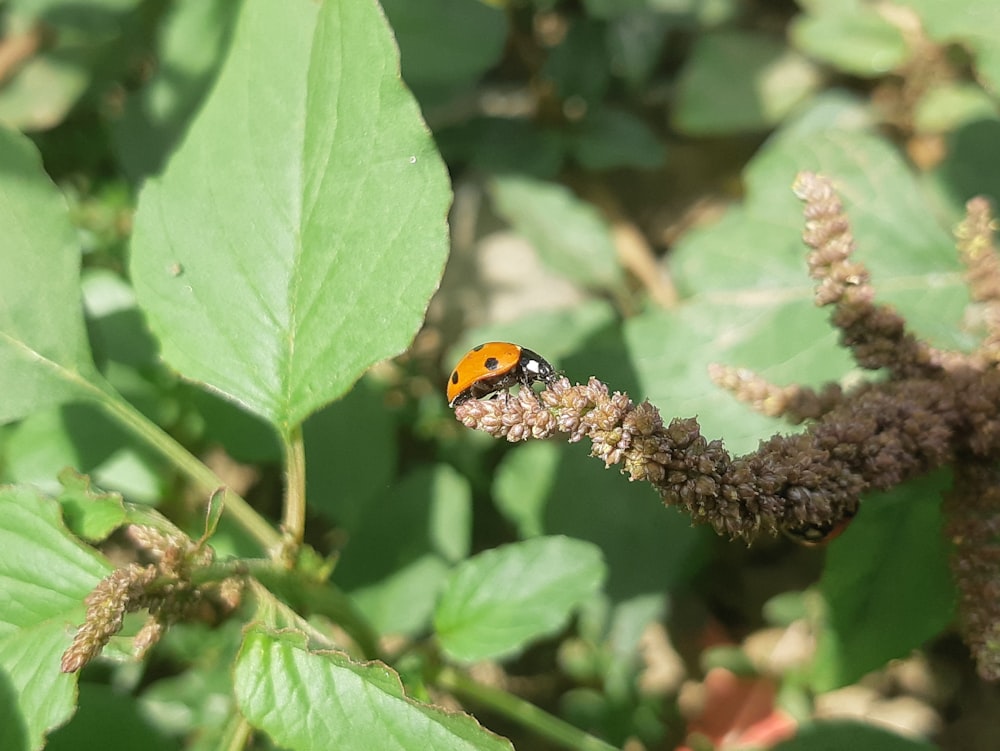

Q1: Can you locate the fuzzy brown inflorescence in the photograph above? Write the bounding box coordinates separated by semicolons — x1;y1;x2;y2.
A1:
61;524;241;673
454;172;1000;678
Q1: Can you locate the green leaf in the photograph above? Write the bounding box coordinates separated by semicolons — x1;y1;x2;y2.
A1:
46;683;176;751
305;378;397;531
773;720;938;751
632;100;965;454
791;4;909;77
489;175;622;290
0;128;100;424
569;107;666;171
542;446;709;600
112;0;241;181
55;469;127;542
3;403;166;504
233;626;513;751
0;486;112;751
334;465;470;636
381;0;507;95
673;30;821;135
809;473;955;691
494;441;559;538
130;0;451;431
542;18;611;104
435;536;606;662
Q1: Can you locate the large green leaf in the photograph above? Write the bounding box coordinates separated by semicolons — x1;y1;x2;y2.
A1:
233;626;513;751
130;0;451;431
0;486;112;751
0;128;100;424
630;96;966;454
810;473;955;691
434;536;606;662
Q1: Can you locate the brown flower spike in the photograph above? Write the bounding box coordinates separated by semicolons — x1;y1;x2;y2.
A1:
61;524;242;673
454;172;1000;680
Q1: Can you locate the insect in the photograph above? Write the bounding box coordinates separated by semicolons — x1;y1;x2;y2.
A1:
447;342;558;407
782;508;857;547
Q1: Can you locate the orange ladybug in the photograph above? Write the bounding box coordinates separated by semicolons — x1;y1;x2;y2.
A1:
782;507;857;547
447;342;558;407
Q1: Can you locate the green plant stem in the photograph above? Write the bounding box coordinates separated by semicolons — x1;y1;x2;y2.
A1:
281;424;307;549
436;667;620;751
93;384;282;553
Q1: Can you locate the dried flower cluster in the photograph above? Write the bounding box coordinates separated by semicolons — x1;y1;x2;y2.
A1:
454;172;1000;679
61;524;242;673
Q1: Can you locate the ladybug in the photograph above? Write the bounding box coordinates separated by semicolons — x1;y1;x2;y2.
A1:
782;508;857;547
447;342;558;407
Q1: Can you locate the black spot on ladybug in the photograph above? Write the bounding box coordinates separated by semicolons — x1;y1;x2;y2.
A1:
451;371;459;385
484;357;500;371
472;344;485;352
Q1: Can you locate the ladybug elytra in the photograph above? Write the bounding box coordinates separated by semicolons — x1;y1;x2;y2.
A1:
782;507;856;547
447;342;558;407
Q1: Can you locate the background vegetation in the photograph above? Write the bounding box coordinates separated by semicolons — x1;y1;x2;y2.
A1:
2;0;999;749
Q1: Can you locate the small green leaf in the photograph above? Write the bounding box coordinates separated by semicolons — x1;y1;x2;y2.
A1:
569;107;666;171
334;465;470;636
130;0;451;431
435;536;606;662
489;175;622;290
673;30;821;135
202;487;226;542
0;486;112;751
56;469;127;542
0;128;100;424
494;442;559;539
233;626;513;751
809;473;955;691
791;5;909;76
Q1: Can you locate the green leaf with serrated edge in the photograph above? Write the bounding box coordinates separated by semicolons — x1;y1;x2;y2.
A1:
0;128;101;425
56;469;127;542
809;473;955;691
489;175;622;290
632;98;966;455
233;626;513;751
434;536;606;663
130;0;451;431
0;486;112;751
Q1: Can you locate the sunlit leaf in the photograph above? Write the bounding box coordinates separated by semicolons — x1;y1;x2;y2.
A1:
131;0;451;430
